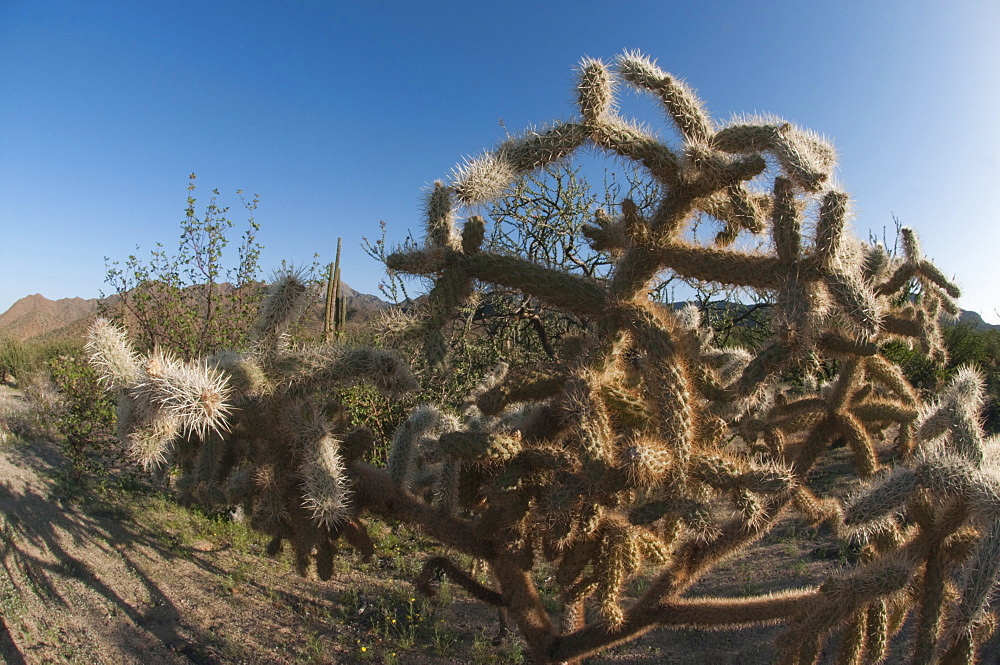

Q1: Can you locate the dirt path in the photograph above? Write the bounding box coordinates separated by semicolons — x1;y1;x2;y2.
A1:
0;382;385;665
0;383;513;665
0;436;307;664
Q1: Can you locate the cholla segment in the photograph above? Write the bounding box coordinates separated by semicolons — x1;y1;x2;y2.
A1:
132;348;233;438
300;432;351;528
90;52;993;664
86;318;141;391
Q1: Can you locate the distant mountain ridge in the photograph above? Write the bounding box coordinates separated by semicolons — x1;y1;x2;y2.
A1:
0;294;99;341
0;290;996;344
957;309;1000;331
0;282;392;343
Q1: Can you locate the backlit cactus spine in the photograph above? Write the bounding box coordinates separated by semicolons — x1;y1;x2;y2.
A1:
377;52;988;664
88;52;991;664
89;267;416;578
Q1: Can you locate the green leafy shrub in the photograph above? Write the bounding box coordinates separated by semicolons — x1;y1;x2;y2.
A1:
48;351;117;478
0;337;36;386
103;174;265;360
883;322;1000;434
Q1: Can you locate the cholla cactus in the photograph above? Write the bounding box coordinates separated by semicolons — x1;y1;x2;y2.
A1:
376;52;986;664
90;53;989;664
88;268;416;577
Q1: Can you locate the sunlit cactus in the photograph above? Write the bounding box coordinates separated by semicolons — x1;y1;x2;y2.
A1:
376;52;981;664
90;51;988;664
89;268;416;578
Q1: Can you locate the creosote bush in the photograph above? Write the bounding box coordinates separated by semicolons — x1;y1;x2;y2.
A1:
91;53;997;664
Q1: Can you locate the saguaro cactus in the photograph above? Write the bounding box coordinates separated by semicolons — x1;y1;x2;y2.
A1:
91;53;994;664
324;237;346;340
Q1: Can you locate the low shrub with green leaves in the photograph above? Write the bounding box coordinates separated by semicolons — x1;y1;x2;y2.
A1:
0;337;35;387
48;351;117;479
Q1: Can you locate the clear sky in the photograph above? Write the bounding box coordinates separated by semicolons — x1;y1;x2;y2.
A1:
2;1;998;323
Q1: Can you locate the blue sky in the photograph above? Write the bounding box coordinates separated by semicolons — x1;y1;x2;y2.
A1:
2;1;998;323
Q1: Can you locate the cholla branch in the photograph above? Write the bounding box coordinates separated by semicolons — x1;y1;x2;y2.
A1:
90;51;992;664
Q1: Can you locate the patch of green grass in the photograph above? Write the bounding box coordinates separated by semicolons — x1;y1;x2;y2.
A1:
339;581;468;662
219;561;252;595
0;560;27;620
299;630;329;664
431;619;460;656
365;519;442;576
130;493;270;558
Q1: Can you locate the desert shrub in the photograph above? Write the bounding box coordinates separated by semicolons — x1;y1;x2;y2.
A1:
102;174;265;360
48;351;117;479
0;337;37;386
883;323;1000;434
91;53;1000;664
4;371;62;442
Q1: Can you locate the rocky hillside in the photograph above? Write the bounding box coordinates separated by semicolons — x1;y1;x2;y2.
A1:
0;294;98;341
958;309;1000;331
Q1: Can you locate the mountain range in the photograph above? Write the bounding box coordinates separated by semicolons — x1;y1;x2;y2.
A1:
0;282;392;344
0;289;995;344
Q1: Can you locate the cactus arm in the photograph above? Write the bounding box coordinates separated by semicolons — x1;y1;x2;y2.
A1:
349;462;494;559
86;318;142;391
616;51;713;144
654;242;791;289
551;572;818;662
463;253;607;316
589;118;683;186
417;556;504;606
386;247;608;318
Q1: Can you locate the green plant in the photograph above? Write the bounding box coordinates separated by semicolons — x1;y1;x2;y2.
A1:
884;321;1000;434
102;173;264;360
6;371;62;443
431;619;459;655
472;628;526;665
0;337;36;386
90;53;997;664
48;350;117;479
0;337;29;383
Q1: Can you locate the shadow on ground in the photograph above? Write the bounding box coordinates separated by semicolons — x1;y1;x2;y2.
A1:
0;439;281;664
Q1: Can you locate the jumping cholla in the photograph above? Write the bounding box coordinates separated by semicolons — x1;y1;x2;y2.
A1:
89;52;997;664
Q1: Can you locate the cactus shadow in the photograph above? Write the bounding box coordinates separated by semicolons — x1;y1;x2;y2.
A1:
0;438;244;663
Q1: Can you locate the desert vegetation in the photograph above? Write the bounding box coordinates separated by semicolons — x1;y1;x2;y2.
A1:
3;51;1000;664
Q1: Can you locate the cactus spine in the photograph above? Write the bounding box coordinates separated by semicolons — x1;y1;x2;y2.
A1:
90;52;993;664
